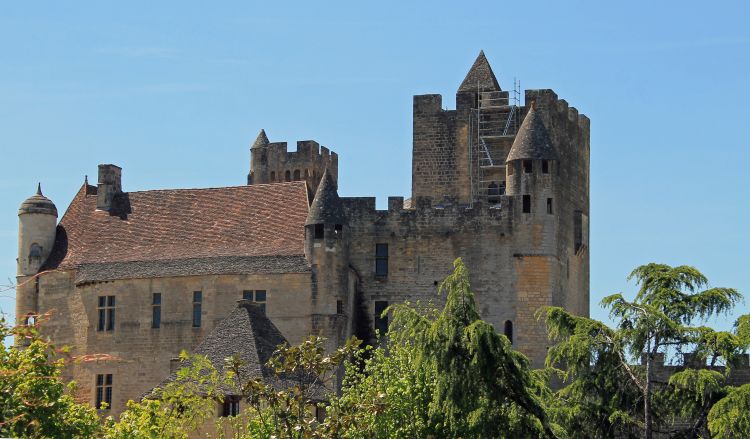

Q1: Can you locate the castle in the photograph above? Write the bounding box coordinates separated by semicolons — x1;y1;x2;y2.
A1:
14;52;590;416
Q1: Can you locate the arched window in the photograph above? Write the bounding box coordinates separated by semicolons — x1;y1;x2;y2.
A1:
304;169;310;178
28;243;42;264
293;169;301;181
285;170;291;182
504;320;513;344
270;171;276;182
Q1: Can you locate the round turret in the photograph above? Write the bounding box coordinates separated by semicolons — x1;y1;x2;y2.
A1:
17;183;58;276
505;103;557;196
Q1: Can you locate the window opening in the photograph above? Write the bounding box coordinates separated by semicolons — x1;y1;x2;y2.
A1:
95;374;113;410
523;160;532;173
243;290;266;313
374;301;389;336
97;296;115;331
313;224;324;239
375;244;388;277
504;320;513;344
152;293;161;329
293;169;301;181
542;160;549;174
522;195;531;213
547;198;553;214
337;300;344;314
285;170;291;182
192;291;202;327
221;396;240;417
270;171;276;182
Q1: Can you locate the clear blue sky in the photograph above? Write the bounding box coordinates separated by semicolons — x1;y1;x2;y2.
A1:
1;1;748;331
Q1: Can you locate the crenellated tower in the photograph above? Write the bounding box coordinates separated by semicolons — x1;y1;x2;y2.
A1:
248;129;338;197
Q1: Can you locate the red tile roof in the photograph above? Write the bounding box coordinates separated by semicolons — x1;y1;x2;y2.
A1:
45;182;310;271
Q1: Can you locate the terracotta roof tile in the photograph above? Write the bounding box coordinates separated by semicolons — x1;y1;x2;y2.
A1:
45;182;310;272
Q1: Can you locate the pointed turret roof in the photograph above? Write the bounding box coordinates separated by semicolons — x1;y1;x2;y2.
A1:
458;51;501;93
251;129;270;149
506;103;557;162
19;183;58;216
305;168;346;225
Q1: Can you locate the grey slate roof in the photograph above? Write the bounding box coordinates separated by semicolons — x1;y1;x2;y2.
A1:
251;129;270;149
151;301;329;400
458;50;501;93
74;255;310;285
305;168;347;225
506;104;558;162
18;184;58;216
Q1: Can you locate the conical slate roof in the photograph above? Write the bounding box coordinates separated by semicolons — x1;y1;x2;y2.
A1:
18;183;58;216
506;104;558;162
251;129;270;149
458;51;501;93
305;168;346;226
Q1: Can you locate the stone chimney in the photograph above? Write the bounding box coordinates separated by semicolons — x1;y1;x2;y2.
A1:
96;164;122;212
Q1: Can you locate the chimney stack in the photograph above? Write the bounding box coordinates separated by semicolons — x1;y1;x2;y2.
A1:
96;164;122;211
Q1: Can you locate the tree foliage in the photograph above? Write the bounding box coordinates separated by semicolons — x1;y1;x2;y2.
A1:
540;263;747;439
0;316;101;438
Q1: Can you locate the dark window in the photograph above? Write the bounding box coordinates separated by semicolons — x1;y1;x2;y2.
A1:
243;290;266;313
221;395;240;417
542;160;549;174
375;244;388;277
374;301;389;335
337;300;344;315
254;290;267;314
522;195;531;213
97;296;115;332
523;160;533;173
95;374;113;410
285;170;291;182
293;169;301;181
547;198;553;214
270;171;276;182
152;293;161;329
192;291;202;327
334;224;343;235
314;224;324;239
304;169;310;178
504;320;513;345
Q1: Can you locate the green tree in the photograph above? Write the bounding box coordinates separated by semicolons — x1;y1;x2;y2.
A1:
541;263;747;439
0;316;101;438
335;258;557;438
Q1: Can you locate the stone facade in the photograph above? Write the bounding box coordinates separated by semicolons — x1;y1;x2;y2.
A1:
15;52;590;416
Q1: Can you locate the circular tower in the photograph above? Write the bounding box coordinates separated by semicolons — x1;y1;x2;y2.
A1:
16;183;58;330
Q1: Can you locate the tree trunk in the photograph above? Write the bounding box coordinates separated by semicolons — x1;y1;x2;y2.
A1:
644;349;652;439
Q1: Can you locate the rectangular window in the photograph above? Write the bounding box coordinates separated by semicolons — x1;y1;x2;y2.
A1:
97;296;115;332
374;301;389;335
523;160;533;173
314;224;324;239
375;244;388;277
192;291;202;328
522;195;531;213
152;293;161;329
337;300;344;315
242;290;267;314
542;160;549;174
547;198;553;214
95;374;113;410
221;396;240;417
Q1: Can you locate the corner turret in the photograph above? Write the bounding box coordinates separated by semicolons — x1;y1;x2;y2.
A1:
17;184;58;276
305;168;346;257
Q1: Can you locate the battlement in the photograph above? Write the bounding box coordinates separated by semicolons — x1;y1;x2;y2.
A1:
648;352;750;387
249;134;338;196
